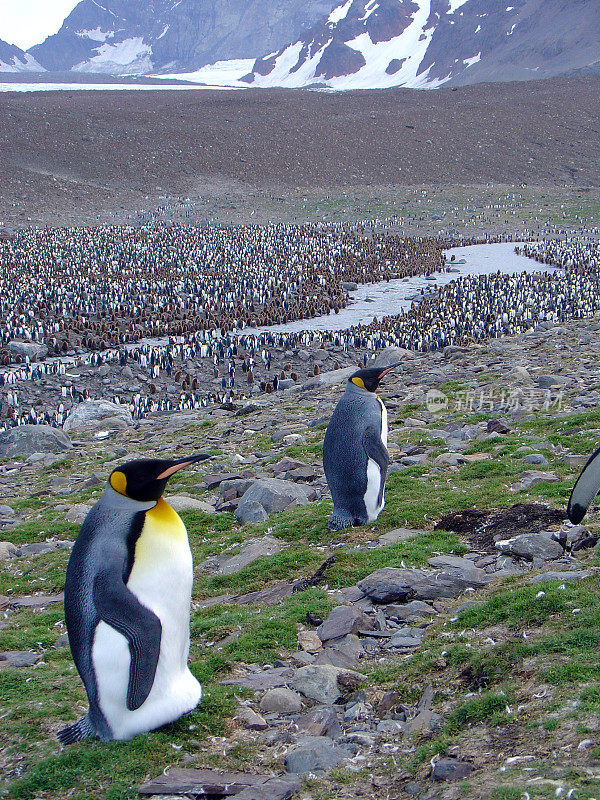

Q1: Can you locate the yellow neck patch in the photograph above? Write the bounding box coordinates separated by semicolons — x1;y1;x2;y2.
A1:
110;471;128;496
351;377;366;389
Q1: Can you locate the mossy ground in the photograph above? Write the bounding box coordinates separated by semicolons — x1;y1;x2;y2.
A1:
2;345;600;800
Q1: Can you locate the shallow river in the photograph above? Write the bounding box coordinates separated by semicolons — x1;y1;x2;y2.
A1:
241;242;553;336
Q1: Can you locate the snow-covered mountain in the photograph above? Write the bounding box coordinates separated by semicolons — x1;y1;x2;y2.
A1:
0;39;44;73
30;0;339;75
244;0;600;88
16;0;600;88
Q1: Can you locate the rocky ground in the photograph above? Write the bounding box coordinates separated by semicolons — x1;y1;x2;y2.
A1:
1;77;600;229
1;314;600;800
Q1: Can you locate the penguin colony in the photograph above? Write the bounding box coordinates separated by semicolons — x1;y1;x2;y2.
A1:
1;226;599;432
59;455;208;743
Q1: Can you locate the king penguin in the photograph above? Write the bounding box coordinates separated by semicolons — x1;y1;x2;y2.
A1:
58;454;209;744
567;445;600;523
323;363;400;531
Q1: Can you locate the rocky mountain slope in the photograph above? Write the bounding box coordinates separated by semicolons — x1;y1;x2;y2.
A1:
245;0;600;88
0;38;44;72
8;0;598;88
29;0;338;75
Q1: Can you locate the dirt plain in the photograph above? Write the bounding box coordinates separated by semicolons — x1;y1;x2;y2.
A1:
1;76;599;230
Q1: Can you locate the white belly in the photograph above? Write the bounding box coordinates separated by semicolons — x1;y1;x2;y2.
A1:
364;399;388;522
92;500;201;740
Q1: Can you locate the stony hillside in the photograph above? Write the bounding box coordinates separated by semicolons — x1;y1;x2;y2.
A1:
1;315;600;800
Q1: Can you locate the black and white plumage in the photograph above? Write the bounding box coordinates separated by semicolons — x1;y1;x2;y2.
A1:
59;455;208;744
567;445;600;524
323;364;400;531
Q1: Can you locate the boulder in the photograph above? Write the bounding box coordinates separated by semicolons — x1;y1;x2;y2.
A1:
372;346;411;367
166;495;215;514
259;688;302;715
0;542;19;560
378;528;424;545
302;367;355;390
285;736;349;774
202;536;283;575
513;470;559;491
358;567;489;604
295;706;342;738
495;534;564;561
235;479;314;523
432;758;474;781
7;340;48;361
63;400;133;432
236;707;268;731
0;425;72;458
317;606;373;642
293;664;365;704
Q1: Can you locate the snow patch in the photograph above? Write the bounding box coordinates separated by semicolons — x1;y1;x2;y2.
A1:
507;22;517;35
463;51;481;67
251;41;334;88
156;59;256;87
157;25;170;40
448;0;469;13
475;24;481;32
0;52;44;73
359;0;379;22
0;82;243;92
76;28;113;42
90;0;118;17
73;37;152;75
328;0;353;25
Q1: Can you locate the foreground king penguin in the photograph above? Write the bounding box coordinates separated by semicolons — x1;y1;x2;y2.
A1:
323;363;400;530
58;455;209;744
567;445;600;524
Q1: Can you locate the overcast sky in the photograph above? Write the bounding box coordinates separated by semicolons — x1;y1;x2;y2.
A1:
0;0;80;49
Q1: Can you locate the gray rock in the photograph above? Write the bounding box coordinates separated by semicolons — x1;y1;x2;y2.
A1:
0;542;19;560
537;375;568;388
294;706;342;738
495;534;563;561
167;495;215;513
0;650;40;667
236;706;268;731
202;535;284;575
373;346;412;367
432;758;474;781
377;719;406;733
234;500;269;524
434;453;467;467
235;778;302;800
293;665;365;704
66;504;93;524
378;528;424;545
18;541;72;557
302;367;355;390
7;340;48;361
63;400;133;432
0;505;15;517
285;736;348;774
0;425;72;458
317;606;373;642
513;470;559;491
522;453;548;465
317;634;364;670
382;600;436;622
358;567;489;604
385;627;425;649
278;379;295;390
259;688;302;715
219;479;255;497
139;769;299;798
427;555;488;583
235;479;313;523
342;281;358;291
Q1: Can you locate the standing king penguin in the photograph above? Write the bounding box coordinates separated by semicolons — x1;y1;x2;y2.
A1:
58;455;209;744
568;445;600;524
323;364;400;530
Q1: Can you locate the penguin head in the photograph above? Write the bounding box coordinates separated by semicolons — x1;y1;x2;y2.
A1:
108;455;210;502
348;362;402;393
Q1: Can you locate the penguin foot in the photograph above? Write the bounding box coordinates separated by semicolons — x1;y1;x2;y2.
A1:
57;714;95;745
328;511;356;531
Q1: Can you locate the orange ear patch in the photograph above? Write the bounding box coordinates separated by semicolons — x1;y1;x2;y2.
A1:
156;461;195;480
110;471;127;495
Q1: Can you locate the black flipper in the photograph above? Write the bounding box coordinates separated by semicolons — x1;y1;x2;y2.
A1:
363;425;389;507
58;714;95;745
567;445;600;524
93;570;162;711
